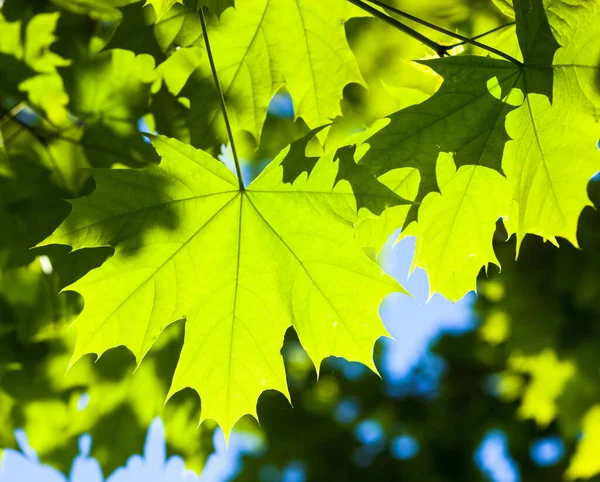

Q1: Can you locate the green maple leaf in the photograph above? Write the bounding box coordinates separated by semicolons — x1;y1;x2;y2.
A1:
22;13;71;75
503;0;600;250
358;55;518;209
107;0;364;148
0;11;71;125
407;154;511;300
356;0;600;300
105;0;363;148
184;0;365;147
145;0;184;20
104;1;205;102
41;133;406;436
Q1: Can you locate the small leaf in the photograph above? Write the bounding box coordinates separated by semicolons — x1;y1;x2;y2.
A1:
409;153;510;300
359;56;518;210
61;49;159;167
145;0;184;21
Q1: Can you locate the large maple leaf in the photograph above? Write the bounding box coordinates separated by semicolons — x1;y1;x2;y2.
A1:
41;134;407;436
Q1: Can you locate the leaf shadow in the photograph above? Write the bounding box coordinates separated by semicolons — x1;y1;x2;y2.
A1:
55;161;185;259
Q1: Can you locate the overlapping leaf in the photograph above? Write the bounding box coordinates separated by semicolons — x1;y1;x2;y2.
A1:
358;55;519;209
407;154;511;299
356;0;600;300
0;11;70;125
145;0;183;20
103;0;365;148
503;0;600;250
61;49;159;167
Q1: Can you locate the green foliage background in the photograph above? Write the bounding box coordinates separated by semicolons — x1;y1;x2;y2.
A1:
1;0;600;479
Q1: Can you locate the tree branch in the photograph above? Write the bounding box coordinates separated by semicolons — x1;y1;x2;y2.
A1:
362;0;522;66
446;22;516;49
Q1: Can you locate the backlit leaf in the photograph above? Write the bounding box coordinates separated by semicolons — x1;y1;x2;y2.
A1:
145;0;184;20
41;134;406;437
185;0;365;147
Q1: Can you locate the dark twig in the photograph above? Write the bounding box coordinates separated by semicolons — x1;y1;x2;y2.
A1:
348;0;449;58
199;7;244;190
362;0;522;66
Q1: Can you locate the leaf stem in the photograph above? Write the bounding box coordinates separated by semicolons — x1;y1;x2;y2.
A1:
347;0;448;58
199;8;245;190
362;0;522;66
446;21;516;49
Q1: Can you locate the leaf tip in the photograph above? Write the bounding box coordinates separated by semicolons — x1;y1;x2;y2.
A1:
66;351;85;373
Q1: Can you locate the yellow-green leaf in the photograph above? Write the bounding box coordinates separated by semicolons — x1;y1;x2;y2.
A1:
41;134;405;437
504;0;600;250
145;0;184;20
186;0;365;147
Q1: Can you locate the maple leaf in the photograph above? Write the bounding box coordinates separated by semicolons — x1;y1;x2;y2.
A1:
144;0;184;20
103;0;365;148
0;11;71;126
406;154;511;300
41;133;407;437
358;55;518;208
184;0;366;147
356;0;600;300
503;0;600;250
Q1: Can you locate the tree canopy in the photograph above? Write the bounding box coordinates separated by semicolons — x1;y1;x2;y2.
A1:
1;0;599;479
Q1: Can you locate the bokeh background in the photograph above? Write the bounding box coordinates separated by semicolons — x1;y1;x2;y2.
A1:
2;0;600;480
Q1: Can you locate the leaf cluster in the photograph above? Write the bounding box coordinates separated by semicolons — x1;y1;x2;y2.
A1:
1;0;599;474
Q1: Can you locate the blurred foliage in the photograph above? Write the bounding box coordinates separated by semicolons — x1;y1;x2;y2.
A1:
472;183;600;481
1;0;600;480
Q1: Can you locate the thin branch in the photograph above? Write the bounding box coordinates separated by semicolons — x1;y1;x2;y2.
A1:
0;106;143;165
348;0;448;58
446;21;516;49
199;7;244;190
362;0;523;66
